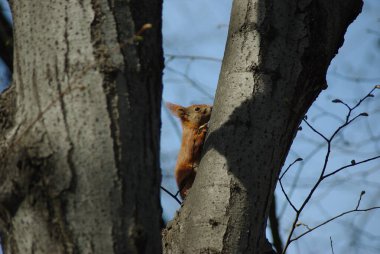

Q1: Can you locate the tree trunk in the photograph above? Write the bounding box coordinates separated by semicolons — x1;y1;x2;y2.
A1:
162;0;362;253
0;1;163;253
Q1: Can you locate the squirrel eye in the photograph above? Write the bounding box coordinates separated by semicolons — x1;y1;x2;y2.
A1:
194;107;200;112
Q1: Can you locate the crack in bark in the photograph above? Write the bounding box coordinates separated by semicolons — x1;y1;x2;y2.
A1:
54;55;76;254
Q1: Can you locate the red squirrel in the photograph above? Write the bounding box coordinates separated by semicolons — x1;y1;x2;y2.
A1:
166;102;212;199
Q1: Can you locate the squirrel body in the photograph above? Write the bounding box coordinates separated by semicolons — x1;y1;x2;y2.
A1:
166;102;212;199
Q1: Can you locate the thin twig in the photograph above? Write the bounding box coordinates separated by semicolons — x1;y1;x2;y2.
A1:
356;191;365;210
302;118;329;142
281;86;380;253
278;158;303;212
330;236;335;254
160;186;181;205
351;86;377;112
330;113;367;141
279;158;303;180
278;144;324;218
291;206;380;242
165;54;222;62
323;155;380;179
279;179;298;212
296;222;311;230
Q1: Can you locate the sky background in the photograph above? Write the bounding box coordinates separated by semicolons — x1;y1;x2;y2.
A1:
0;0;379;253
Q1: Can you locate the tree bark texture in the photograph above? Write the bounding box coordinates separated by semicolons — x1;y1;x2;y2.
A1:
0;0;163;253
163;0;362;253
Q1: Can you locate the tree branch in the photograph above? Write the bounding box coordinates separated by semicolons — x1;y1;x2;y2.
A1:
282;86;380;253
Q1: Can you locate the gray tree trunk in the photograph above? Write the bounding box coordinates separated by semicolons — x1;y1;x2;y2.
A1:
0;1;163;253
162;0;362;253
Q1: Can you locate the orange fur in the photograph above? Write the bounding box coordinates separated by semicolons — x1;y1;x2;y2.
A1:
166;102;212;199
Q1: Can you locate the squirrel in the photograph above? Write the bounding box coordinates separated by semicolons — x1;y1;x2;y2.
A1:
166;102;212;199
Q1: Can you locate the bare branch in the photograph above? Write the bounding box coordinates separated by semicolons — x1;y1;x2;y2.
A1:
160;186;181;205
330;112;368;141
279;179;298;213
279;158;303;180
165;54;222;62
291;206;380;242
282;86;379;253
302;118;329;142
323;155;380;179
330;237;335;254
351;86;376;111
278;158;304;212
356;191;365;210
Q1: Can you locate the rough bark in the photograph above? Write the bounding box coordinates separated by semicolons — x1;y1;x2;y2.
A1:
0;0;163;253
162;0;362;253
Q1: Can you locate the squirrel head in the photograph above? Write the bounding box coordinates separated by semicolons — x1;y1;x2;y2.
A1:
166;102;212;128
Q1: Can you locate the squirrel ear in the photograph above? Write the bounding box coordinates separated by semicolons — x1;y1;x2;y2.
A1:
166;102;185;118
